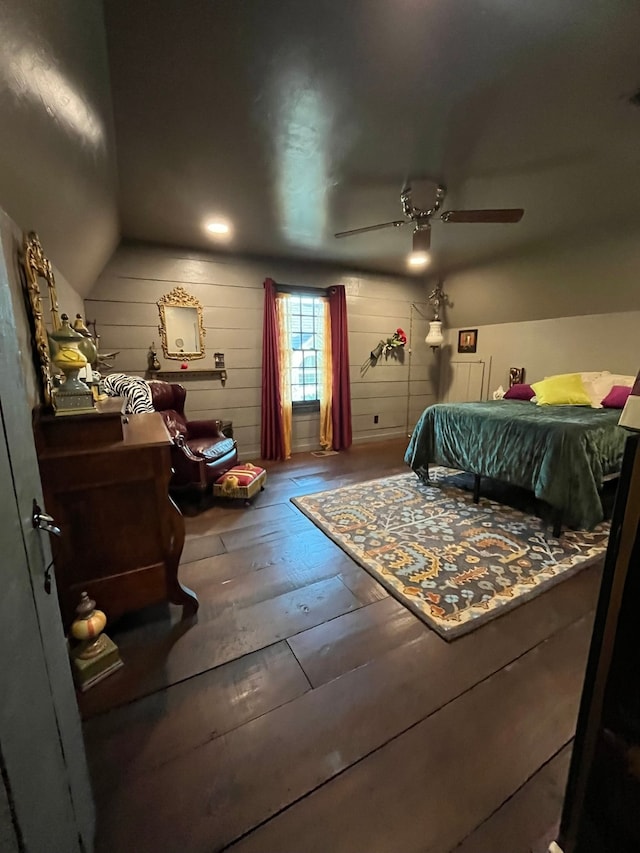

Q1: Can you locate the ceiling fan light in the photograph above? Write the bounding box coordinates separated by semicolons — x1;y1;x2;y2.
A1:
205;219;232;238
407;251;430;269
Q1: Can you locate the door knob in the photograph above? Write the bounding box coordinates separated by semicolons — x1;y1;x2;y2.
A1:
32;500;61;537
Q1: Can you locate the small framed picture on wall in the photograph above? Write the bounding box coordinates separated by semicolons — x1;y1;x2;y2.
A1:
457;329;478;353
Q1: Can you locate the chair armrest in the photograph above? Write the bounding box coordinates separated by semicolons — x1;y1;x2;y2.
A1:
187;419;225;439
172;435;204;462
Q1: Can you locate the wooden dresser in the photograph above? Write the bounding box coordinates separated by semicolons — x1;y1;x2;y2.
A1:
34;402;198;630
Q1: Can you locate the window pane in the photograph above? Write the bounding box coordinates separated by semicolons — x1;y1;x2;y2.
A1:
289;315;302;335
300;315;314;334
284;293;324;405
304;385;318;401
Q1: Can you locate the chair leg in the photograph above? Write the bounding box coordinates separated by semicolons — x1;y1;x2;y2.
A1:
197;487;211;513
473;474;481;503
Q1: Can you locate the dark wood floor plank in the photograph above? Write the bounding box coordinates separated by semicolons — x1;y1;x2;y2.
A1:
287;467;406;496
290;472;359;490
182;551;355;614
227;621;588;853
338;563;389;605
84;642;310;799
80;576;360;718
453;746;571;853
180;527;343;587
94;586;595;852
181;530;226;563
183;500;299;538
288;595;427;686
258;438;407;478
247;477;324;508
220;512;313;552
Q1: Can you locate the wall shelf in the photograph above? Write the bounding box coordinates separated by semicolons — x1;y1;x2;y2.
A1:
147;369;227;386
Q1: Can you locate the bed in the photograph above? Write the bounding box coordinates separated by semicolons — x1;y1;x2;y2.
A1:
404;400;629;531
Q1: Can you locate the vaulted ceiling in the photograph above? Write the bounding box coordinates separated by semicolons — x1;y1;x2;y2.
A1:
105;0;640;276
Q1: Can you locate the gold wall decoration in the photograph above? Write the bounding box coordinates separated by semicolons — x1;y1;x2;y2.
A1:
24;231;61;331
21;231;62;407
157;285;206;361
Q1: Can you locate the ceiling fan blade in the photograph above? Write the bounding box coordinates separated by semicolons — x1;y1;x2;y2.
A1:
440;208;524;223
334;219;408;238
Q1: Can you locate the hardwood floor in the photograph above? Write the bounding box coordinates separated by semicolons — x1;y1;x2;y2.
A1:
80;438;600;853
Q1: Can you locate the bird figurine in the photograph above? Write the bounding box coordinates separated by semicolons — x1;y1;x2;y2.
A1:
83;318;120;371
148;342;161;372
72;314;91;337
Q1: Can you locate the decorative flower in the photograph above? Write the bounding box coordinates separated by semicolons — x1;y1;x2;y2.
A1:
370;328;407;360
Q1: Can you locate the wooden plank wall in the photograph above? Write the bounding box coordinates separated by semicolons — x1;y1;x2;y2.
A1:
441;360;487;402
86;245;438;455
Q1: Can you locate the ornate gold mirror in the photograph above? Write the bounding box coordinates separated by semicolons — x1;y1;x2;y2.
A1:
21;231;62;407
157;286;206;360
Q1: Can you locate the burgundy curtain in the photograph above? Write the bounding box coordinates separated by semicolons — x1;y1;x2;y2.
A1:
329;285;352;450
260;278;286;459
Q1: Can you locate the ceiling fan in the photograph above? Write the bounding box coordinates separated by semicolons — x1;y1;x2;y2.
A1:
334;184;524;256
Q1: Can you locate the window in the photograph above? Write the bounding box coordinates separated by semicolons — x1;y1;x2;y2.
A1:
284;293;326;409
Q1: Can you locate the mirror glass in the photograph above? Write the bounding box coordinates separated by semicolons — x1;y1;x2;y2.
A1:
157;286;206;360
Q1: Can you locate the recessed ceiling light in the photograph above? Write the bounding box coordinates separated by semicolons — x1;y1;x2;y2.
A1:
407;252;430;268
205;220;232;237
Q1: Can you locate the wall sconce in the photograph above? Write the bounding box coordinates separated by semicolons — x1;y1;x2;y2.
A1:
425;320;444;349
425;282;447;350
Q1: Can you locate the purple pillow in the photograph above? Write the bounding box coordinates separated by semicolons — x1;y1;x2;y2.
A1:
601;385;632;409
504;383;535;401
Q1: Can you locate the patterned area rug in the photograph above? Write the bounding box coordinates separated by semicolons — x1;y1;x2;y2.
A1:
291;468;610;640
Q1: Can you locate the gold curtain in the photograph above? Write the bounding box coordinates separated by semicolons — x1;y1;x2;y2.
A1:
275;293;292;459
319;297;333;450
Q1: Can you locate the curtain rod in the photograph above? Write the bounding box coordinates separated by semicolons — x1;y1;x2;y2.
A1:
276;283;330;295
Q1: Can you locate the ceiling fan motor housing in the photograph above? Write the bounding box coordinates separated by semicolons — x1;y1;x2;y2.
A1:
401;184;447;222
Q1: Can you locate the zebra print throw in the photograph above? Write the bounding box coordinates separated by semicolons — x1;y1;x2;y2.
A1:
102;373;155;414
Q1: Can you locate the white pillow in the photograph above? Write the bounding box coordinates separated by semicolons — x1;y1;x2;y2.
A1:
607;374;635;387
581;374;635;408
582;375;616;409
544;371;611;383
580;371;611;382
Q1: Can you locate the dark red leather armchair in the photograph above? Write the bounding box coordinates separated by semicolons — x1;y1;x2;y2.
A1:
149;380;238;493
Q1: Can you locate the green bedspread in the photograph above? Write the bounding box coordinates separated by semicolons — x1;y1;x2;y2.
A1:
404;400;628;530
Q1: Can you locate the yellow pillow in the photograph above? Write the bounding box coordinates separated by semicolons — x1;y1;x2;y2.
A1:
531;374;592;406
